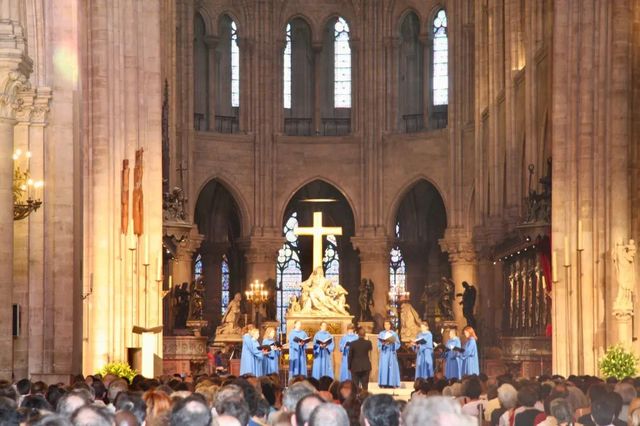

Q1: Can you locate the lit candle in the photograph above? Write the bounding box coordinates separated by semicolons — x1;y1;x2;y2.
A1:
552;250;558;282
156;254;162;281
144;235;150;265
564;236;570;266
577;220;583;251
168;275;172;288
129;220;136;250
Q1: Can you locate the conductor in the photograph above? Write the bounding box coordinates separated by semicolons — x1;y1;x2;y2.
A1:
348;327;372;392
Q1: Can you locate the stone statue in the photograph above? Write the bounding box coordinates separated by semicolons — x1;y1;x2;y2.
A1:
288;295;301;313
121;159;129;233
292;267;350;316
163;187;187;222
173;282;190;329
613;240;636;313
358;278;374;321
457;281;477;328
188;279;205;320
438;277;455;320
216;292;242;335
132;148;144;235
400;302;423;342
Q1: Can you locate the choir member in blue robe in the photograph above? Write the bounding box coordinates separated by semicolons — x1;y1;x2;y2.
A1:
312;322;335;379
459;325;480;376
339;324;358;381
240;327;265;376
377;320;401;388
289;320;309;377
444;328;462;380
262;326;280;375
412;322;434;379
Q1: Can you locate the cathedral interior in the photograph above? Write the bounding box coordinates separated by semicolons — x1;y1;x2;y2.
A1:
1;0;640;382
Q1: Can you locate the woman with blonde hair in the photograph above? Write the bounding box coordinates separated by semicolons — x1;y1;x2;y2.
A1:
142;389;172;425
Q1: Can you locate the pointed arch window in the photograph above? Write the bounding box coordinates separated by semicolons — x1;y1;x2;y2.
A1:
276;212;302;333
221;254;230;314
283;23;292;109
432;9;448;106
333;17;351;108
323;234;340;285
194;253;203;282
389;223;407;294
231;21;240;108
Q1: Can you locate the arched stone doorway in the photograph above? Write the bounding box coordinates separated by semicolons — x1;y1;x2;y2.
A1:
276;180;358;330
392;179;449;327
193;179;244;336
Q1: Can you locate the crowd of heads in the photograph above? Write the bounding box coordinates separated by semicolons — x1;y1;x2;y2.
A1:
3;371;640;425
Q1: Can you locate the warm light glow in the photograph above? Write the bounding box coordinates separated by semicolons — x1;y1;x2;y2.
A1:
140;332;156;378
552;250;558;282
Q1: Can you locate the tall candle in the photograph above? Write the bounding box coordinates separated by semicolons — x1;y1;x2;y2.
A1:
564;236;570;266
552;250;558;282
577;220;583;251
144;235;150;265
156;254;162;281
168;275;172;288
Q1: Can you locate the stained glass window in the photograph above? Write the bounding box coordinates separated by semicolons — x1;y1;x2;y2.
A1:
283;23;292;109
323;234;340;285
194;253;203;282
334;17;351;108
276;212;302;333
432;9;448;106
390;223;407;294
231;21;240;108
221;254;230;314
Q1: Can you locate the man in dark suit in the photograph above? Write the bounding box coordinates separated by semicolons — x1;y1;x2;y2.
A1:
348;327;373;392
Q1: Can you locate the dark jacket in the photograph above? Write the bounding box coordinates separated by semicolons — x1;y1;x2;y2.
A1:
348;337;372;372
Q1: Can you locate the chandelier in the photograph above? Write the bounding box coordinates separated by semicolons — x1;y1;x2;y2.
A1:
245;280;269;305
13;150;43;221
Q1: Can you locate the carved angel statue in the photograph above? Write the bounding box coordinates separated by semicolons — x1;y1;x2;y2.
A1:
613;240;636;313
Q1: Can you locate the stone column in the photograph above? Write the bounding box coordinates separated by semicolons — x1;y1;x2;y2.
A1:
204;35;218;130
240;236;282;286
0;17;31;380
352;236;391;329
169;225;204;286
312;41;322;135
439;230;478;331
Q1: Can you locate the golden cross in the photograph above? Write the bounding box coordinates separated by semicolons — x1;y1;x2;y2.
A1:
294;211;342;271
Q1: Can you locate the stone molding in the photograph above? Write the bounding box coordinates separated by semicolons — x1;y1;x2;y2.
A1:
164;222;204;261
14;87;51;124
239;236;283;264
439;228;477;264
351;236;392;262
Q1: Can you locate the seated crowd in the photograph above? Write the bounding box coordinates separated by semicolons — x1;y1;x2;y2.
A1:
1;371;640;426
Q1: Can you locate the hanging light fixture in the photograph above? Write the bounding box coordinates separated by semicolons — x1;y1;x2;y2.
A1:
13;150;43;221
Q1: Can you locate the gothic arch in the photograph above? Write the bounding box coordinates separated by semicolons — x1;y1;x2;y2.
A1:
217;11;243;36
396;7;423;33
279;177;360;232
194;175;251;238
281;13;316;41
320;13;356;39
387;176;449;234
426;3;447;30
195;6;214;35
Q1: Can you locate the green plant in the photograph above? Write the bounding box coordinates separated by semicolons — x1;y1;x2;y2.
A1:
97;361;137;383
599;344;639;380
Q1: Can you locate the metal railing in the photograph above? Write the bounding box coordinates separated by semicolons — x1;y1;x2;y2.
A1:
321;118;350;136
284;118;313;136
215;115;239;134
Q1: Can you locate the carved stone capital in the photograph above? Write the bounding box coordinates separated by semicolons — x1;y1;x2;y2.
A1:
32;87;52;124
439;228;477;264
203;35;219;49
164;222;204;261
0;70;30;120
351;236;392;262
14;88;34;122
239;237;284;265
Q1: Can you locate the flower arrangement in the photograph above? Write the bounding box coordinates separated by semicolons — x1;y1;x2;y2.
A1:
97;361;138;383
599;344;639;380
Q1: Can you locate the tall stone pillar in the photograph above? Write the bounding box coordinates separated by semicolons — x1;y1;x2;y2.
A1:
0;16;31;381
204;35;218;130
440;230;478;331
168;225;204;286
240;236;282;286
352;236;391;329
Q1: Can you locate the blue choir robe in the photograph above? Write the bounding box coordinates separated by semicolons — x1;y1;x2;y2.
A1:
444;337;462;380
261;338;280;375
377;330;401;387
414;331;434;379
289;329;309;377
240;334;264;376
459;338;479;376
312;330;335;379
339;333;359;381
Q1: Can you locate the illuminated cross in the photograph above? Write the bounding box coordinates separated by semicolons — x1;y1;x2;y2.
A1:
294;211;342;271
